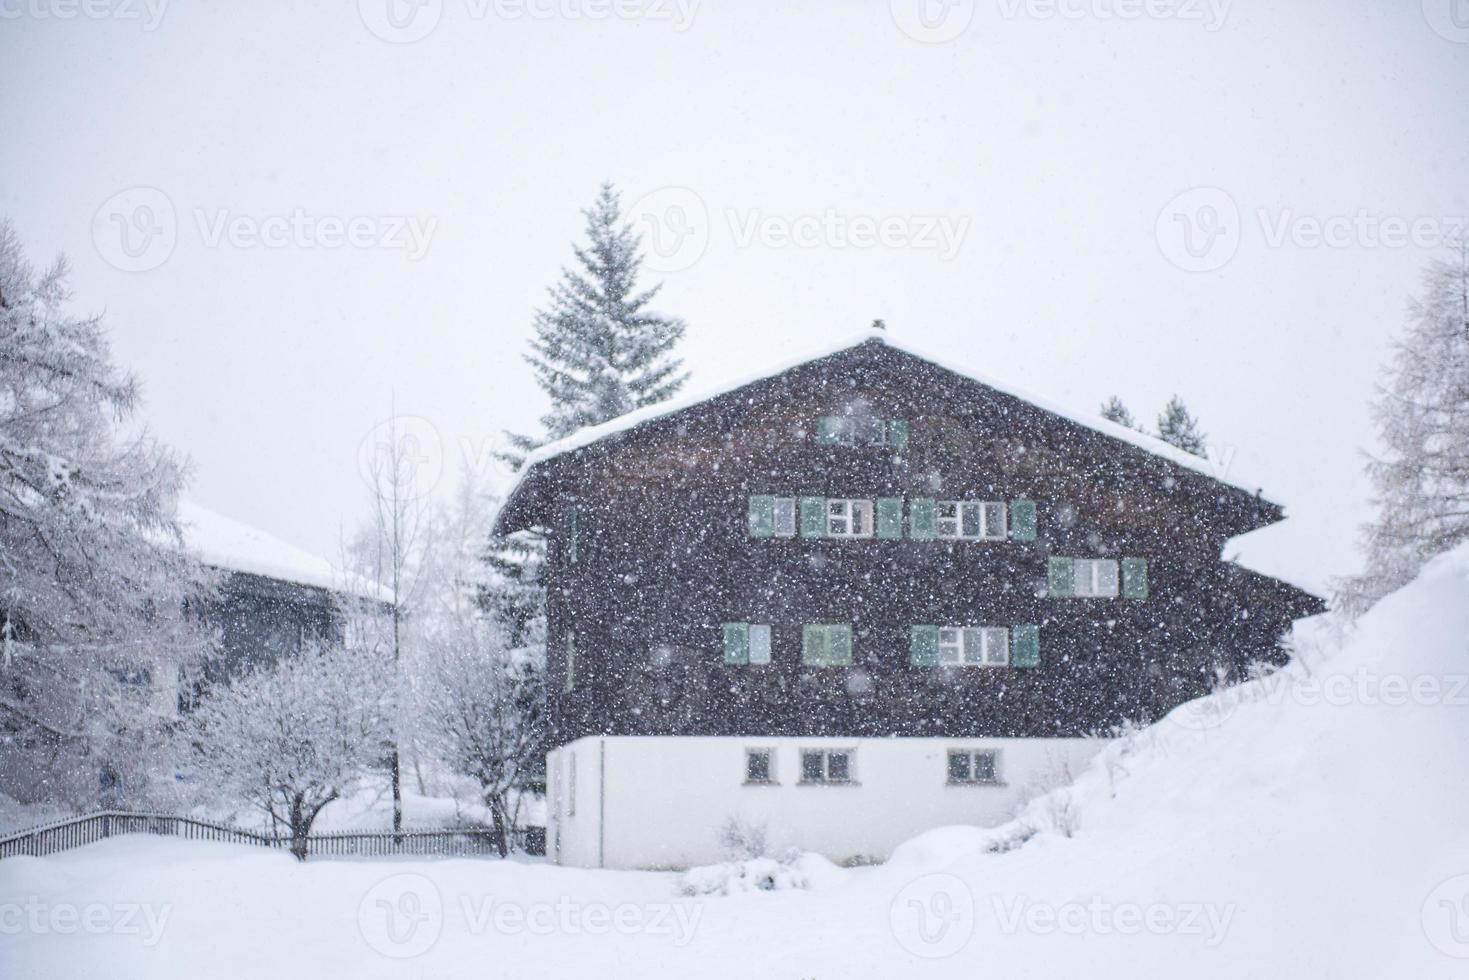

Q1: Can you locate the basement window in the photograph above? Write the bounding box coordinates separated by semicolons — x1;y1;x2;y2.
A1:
799;749;854;784
744;749;776;785
947;749;1001;785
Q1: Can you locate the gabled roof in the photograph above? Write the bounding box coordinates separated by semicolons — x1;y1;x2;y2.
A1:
497;329;1282;526
179;500;391;603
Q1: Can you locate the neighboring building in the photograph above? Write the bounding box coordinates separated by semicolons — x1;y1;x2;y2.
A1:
493;332;1324;870
175;502;388;704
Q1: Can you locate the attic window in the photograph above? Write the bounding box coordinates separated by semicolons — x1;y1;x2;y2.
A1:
815;415;908;449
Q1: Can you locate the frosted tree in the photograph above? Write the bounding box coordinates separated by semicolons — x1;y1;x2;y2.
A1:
1100;396;1140;430
419;618;544;856
1337;243;1469;617
0;220;214;808
342;413;434;836
179;644;392;860
1155;395;1208;457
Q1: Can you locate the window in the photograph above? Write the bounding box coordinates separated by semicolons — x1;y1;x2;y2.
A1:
936;627;1009;666
935;501;1006;540
799;749;854;784
948;749;1001;785
802;624;853;666
816;415;908;449
567;752;577;815
826;499;874;538
1074;559;1120;597
772;498;796;537
564;631;576;692
748;624;772;665
723;622;772;665
745;748;775;784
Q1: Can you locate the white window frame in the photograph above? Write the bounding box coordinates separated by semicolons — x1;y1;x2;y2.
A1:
947;748;1002;785
772;497;797;537
825;415;887;447
936;500;1007;541
937;626;1010;666
744;747;777;785
1074;559;1121;597
798;748;856;784
826;498;874;538
748;624;772;665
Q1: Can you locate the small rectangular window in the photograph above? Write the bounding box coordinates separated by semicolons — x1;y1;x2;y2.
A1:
948;749;1000;785
745;749;774;784
937;500;1007;541
748;624;772;665
1074;559;1121;597
933;626;1009;666
857;417;887;446
772;498;796;537
800;749;854;784
825;499;874;538
564;631;576;692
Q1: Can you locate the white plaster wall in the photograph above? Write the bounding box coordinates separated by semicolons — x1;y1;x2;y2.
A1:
547;736;1104;870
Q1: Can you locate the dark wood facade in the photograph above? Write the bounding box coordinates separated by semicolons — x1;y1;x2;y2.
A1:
496;339;1323;749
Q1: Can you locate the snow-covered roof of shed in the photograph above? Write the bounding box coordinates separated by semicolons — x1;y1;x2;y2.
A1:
179;500;391;603
509;328;1276;500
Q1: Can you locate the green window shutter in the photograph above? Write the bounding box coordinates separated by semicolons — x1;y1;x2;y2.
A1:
876;498;904;539
801;624;828;665
888;419;909;450
815;416;842;445
909;498;937;540
747;495;775;538
1011;625;1040;667
799;496;827;537
829;624;853;665
1008;500;1037;542
1047;557;1075;597
723;623;750;665
1122;557;1149;599
910;625;939;667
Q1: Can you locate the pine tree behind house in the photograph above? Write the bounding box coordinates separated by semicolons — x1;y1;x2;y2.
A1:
1100;395;1140;430
1155;395;1208;457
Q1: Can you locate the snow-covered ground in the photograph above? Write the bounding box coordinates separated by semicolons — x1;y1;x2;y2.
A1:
5;544;1468;978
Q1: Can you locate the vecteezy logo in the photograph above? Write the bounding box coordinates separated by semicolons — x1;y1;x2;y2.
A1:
358;0;443;43
890;0;975;43
889;872;975;959
1422;874;1469;958
92;187;178;272
1422;0;1469;43
356;415;445;502
357;873;443;959
625;186;710;273
1155;186;1241;273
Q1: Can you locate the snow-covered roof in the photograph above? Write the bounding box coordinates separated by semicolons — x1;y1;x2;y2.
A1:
179;500;391;603
510;328;1276;500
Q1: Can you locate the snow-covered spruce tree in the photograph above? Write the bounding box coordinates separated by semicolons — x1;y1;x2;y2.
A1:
1155;395;1208;457
483;181;689;695
1100;395;1139;430
503;181;689;462
179;644;392;860
419;618;543;856
1336;243;1469;618
0;220;214;809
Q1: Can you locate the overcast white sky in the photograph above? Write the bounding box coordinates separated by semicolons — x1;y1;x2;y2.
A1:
3;1;1466;592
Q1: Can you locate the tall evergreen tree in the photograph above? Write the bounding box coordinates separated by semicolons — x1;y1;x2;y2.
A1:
1337;242;1469;617
502;182;688;464
483;182;689;687
1155;395;1208;457
1100;395;1139;430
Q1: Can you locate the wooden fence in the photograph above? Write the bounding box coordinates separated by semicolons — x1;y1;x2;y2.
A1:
0;811;545;861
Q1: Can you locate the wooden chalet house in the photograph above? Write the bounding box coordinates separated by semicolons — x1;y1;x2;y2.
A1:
493;332;1323;869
